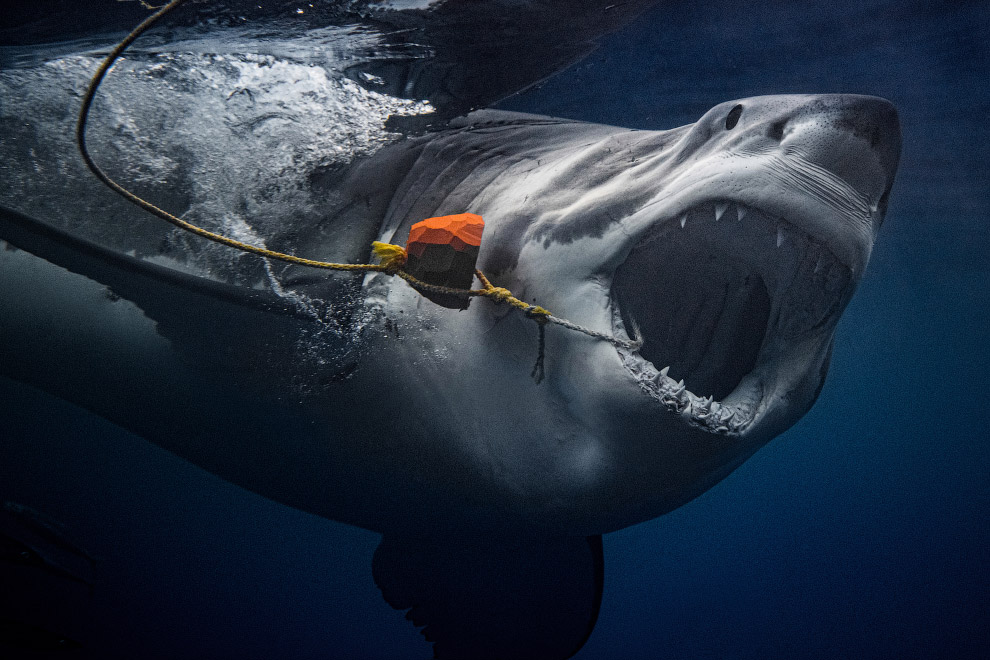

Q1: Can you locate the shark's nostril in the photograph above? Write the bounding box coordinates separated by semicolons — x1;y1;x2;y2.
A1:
768;119;786;142
870;123;882;149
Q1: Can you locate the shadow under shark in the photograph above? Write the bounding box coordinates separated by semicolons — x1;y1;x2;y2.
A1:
0;3;900;658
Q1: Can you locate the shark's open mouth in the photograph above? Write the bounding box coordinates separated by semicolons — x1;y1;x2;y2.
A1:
610;200;853;434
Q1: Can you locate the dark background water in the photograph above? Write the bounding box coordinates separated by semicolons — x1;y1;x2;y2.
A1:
2;0;988;658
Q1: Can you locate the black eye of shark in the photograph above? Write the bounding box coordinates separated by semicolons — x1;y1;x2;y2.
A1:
609;199;853;435
725;104;743;130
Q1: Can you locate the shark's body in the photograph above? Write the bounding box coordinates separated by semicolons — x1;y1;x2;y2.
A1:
0;3;900;658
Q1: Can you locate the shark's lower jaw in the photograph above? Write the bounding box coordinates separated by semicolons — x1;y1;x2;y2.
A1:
610;200;856;435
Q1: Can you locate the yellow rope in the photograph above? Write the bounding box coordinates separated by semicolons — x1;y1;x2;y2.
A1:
75;0;639;383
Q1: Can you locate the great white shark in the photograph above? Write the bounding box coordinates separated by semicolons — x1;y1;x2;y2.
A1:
0;2;900;658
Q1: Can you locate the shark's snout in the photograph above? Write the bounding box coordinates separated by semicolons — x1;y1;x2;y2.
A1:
773;94;901;217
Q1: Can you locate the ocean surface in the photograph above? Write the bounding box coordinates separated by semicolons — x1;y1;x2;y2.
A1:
1;0;988;658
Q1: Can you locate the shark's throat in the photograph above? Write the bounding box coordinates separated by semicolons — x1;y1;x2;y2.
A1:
610;199;853;434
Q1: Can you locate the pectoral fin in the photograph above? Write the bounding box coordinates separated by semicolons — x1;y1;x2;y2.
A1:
373;534;604;660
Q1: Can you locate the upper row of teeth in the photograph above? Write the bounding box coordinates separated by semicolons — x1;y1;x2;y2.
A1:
643;365;740;434
679;202;789;250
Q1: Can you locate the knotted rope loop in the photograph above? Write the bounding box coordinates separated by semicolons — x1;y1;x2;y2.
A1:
487;286;513;303
523;305;551;322
370;241;407;274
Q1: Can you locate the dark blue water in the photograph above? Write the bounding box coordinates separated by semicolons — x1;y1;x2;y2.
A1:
2;0;988;658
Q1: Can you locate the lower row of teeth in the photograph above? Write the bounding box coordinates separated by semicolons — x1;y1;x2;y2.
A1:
642;365;740;433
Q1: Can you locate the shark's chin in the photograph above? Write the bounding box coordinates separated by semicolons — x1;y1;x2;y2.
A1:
609;199;858;435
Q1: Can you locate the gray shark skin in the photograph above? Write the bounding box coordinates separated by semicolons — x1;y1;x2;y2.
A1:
0;4;901;657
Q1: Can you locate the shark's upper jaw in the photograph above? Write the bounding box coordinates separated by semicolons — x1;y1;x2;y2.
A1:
600;95;900;437
609;197;864;435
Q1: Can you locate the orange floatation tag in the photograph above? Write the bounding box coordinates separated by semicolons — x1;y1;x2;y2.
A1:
404;213;485;309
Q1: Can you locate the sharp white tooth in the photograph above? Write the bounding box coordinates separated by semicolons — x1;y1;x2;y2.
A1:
673;379;685;395
659;366;670;378
680;214;687;229
776;225;784;248
736;205;747;221
715;203;728;221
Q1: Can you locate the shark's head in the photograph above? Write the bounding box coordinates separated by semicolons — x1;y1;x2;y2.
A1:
361;94;899;533
607;94;900;439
